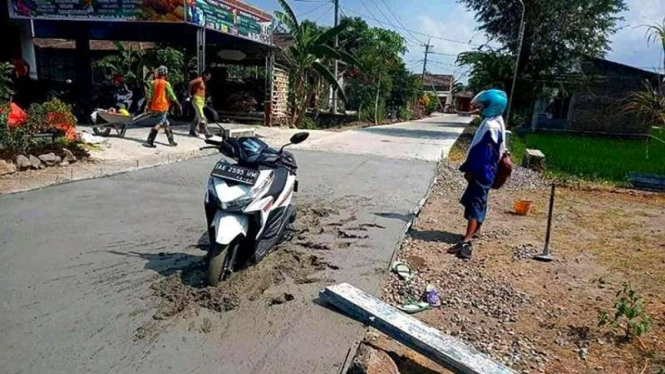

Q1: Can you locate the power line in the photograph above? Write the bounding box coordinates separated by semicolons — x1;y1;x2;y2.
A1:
427;59;458;68
376;0;425;45
356;0;427;47
297;1;332;18
429;51;461;57
341;6;481;47
313;4;333;23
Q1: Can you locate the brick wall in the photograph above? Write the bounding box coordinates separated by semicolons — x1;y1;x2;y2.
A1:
569;60;658;135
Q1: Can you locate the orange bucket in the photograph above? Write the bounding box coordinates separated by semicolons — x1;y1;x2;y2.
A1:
513;200;533;215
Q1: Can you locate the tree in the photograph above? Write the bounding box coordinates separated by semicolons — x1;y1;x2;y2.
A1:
645;19;665;93
340;17;409;124
94;43;186;89
275;0;357;127
622;81;665;127
460;0;627;103
456;49;514;94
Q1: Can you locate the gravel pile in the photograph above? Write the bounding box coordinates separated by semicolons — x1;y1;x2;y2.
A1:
382;254;548;370
512;243;542;261
382;254;551;371
431;162;467;197
433;162;546;196
505;165;548;191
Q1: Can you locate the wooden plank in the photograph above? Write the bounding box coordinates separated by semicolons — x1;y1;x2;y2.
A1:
320;283;517;374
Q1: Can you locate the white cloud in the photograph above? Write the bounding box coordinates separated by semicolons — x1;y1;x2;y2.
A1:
597;0;664;71
405;3;490;78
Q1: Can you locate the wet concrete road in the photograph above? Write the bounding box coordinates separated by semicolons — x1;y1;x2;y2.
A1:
0;116;467;374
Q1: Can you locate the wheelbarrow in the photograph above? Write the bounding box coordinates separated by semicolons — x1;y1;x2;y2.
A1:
91;110;161;138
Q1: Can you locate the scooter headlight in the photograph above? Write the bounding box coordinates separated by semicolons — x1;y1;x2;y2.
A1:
224;196;254;211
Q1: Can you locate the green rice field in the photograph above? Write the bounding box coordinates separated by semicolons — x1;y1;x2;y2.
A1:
510;128;665;183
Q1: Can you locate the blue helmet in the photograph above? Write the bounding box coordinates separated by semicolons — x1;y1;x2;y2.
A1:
471;89;508;118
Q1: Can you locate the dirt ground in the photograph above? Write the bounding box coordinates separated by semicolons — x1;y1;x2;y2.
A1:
362;155;665;373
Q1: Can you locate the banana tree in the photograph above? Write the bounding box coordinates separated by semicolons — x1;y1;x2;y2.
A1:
275;0;357;127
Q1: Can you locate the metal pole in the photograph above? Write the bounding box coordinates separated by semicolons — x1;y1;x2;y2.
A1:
332;0;340;113
196;27;206;75
534;183;556;262
505;0;525;128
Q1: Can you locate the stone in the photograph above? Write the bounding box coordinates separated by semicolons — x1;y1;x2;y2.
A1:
0;160;17;176
348;344;400;374
61;148;77;163
522;149;546;171
15;155;31;170
38;153;61;166
60;161;70;167
29;155;43;169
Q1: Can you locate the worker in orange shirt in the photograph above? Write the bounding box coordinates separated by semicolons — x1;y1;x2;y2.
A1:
143;66;182;148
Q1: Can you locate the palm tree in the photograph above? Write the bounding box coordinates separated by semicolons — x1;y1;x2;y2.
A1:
622;80;665;127
275;0;357;127
645;19;665;93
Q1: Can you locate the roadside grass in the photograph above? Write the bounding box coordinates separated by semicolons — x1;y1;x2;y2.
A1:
509;130;665;184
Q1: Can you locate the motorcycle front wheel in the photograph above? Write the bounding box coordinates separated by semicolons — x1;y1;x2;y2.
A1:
207;240;239;287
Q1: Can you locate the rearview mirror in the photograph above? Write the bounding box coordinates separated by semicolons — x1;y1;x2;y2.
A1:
290;132;309;145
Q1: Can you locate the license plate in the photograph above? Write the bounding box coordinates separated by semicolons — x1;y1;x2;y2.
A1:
211;162;259;185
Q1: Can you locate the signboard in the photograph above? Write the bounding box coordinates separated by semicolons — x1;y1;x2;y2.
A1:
8;0;186;22
186;0;272;45
8;0;273;45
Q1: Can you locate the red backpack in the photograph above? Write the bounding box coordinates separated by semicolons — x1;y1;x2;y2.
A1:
492;152;512;189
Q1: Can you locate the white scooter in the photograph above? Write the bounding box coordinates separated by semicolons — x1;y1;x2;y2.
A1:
202;131;309;286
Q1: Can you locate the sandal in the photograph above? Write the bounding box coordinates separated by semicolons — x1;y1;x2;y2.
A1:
457;241;473;259
397;302;431;314
447;241;463;254
391;261;416;281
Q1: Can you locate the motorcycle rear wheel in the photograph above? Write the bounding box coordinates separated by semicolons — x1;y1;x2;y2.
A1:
207;240;239;287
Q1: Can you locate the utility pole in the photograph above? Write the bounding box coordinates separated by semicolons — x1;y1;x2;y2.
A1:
421;38;432;90
506;0;525;128
331;0;340;113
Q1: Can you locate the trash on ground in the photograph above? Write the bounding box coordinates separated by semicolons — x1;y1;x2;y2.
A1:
425;284;441;306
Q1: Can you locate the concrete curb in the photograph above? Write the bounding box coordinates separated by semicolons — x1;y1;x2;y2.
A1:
0;149;218;196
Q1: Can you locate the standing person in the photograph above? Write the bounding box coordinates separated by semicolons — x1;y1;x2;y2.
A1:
449;89;507;259
188;70;212;138
143;66;181;148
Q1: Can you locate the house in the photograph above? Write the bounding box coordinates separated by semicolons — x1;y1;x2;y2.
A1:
417;73;453;110
531;58;662;135
453;90;474;112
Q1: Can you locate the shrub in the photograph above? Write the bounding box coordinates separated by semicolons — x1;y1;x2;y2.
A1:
397;106;413;121
0;62;14;102
26;98;77;140
598;283;651;349
299;116;317;129
0;103;34;158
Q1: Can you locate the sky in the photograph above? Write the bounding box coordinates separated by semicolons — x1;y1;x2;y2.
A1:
249;0;665;80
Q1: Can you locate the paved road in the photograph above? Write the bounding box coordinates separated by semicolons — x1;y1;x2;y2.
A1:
297;115;465;161
0;115;467;374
